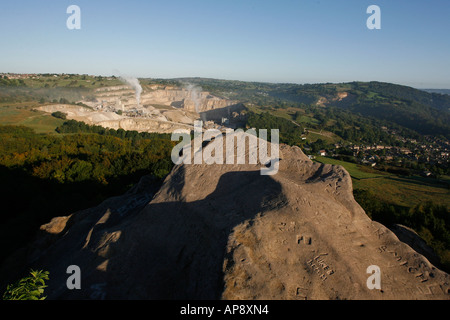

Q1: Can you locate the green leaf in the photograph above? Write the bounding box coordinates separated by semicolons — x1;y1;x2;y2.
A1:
2;269;49;300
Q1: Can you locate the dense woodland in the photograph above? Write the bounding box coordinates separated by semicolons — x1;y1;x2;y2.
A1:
0;123;175;265
246;111;304;146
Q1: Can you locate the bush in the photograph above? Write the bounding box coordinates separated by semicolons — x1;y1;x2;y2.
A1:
51;111;67;120
2;270;49;300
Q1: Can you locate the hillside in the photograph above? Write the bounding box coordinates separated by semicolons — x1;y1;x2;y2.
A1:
12;131;449;299
331;82;450;138
2;75;449;138
423;89;450;96
164;78;450;138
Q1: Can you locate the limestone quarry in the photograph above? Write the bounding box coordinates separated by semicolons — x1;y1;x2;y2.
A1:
35;84;242;133
22;132;450;300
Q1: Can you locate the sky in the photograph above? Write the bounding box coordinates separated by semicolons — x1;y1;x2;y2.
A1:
0;0;449;88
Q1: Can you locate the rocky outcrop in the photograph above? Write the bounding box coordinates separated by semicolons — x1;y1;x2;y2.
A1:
315;92;349;106
25;132;450;300
389;224;442;268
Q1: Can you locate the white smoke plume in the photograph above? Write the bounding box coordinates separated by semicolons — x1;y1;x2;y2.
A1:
185;83;206;121
115;71;142;108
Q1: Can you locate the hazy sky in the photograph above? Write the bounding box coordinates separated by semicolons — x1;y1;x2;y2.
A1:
1;0;449;88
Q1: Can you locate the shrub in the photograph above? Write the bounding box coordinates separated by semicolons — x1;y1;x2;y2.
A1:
2;270;49;300
51;111;67;120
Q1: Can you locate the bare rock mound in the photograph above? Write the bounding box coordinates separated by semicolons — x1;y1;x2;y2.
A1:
26;133;449;300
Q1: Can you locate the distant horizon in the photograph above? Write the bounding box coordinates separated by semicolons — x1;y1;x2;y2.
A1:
1;71;449;91
1;1;449;89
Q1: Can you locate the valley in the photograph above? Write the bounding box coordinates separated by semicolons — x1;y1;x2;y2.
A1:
0;73;449;299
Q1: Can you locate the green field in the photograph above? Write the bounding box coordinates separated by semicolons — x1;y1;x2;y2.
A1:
0;105;64;134
315;156;387;179
315;156;450;209
305;131;339;144
20;75;123;89
296;115;320;126
269;109;296;121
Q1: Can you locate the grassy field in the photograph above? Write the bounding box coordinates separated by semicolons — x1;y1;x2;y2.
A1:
296;115;320;126
20;75;123;89
315;156;387;179
315;156;450;209
0;105;64;134
269;109;296;121
305;131;339;144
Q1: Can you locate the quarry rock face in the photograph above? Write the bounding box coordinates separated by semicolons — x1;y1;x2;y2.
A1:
94;86;238;113
27;133;449;300
37;86;239;134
